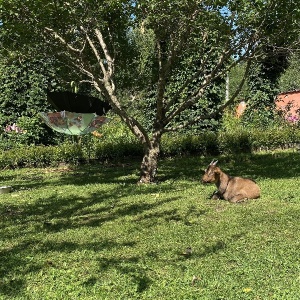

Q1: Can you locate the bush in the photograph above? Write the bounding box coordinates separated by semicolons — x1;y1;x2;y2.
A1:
218;130;252;154
0;143;85;169
220;112;300;154
0;145;52;168
92;117;143;159
161;132;219;156
0;115;63;150
94;139;142;160
1;114;300;170
249;126;299;151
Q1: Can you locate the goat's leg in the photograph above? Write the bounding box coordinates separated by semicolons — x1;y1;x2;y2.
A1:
229;194;248;203
211;190;222;200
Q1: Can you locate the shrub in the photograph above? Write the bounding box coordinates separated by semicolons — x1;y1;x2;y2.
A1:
94;139;142;160
218;130;252;154
1;115;300;170
92;117;143;159
161;132;219;157
0;143;85;169
0;145;52;168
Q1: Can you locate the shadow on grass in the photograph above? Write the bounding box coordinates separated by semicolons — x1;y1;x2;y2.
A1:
1;151;300;297
3;151;300;193
0;186;181;297
3;163;140;193
160;151;300;181
0;238;44;297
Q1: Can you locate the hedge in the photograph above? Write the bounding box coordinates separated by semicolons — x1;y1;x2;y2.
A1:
0;126;300;169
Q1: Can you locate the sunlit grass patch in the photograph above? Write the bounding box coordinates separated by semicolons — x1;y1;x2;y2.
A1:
0;151;300;299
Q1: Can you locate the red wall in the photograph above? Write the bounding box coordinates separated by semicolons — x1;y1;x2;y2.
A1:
276;91;300;120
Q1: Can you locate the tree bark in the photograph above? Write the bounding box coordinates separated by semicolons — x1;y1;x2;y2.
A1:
139;133;161;184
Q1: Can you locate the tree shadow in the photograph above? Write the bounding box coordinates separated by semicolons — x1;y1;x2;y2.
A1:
160;152;300;182
0;181;183;297
96;255;152;293
1;152;300;193
1;151;300;297
0;238;44;297
198;240;227;257
174;232;246;263
222;152;300;180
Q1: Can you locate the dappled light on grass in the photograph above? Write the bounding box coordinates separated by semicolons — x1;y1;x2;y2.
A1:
0;151;300;298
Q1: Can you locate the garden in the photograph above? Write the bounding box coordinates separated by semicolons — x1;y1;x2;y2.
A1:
1;149;300;299
1;114;300;299
1;0;300;299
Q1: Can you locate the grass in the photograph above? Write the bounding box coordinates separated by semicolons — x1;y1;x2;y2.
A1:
1;151;300;299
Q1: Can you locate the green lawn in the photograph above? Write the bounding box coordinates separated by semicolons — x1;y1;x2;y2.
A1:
1;152;300;299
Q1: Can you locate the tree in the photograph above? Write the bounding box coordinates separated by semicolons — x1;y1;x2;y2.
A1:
228;63;248;102
1;0;299;182
244;45;290;126
279;52;300;92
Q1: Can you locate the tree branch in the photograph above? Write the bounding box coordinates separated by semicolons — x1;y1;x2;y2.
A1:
163;47;234;125
45;23;148;150
94;28;114;77
44;27;82;53
93;78;151;146
155;9;201;123
164;34;225;113
163;31;259;127
164;58;253;132
80;26;107;77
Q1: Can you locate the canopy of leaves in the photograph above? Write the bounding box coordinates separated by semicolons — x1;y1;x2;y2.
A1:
1;0;300;134
279;53;300;92
0;55;65;144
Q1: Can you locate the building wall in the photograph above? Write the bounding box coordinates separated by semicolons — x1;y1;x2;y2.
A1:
276;90;300;120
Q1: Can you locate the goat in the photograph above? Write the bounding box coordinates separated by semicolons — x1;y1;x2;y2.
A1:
202;160;260;203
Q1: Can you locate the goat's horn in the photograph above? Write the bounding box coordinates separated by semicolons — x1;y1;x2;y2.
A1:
213;160;218;165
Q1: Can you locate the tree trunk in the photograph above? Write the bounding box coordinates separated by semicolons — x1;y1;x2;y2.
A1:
139;135;161;184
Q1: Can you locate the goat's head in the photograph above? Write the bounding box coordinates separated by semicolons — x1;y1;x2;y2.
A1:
202;160;220;183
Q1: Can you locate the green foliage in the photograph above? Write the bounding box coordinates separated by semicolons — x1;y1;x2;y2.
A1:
2;0;300;184
93;116;143;159
221;112;300;153
0;57;63;145
0;143;84;168
2;117;300;169
228;63;248;101
94;139;143;160
0;117;62;151
54;142;85;164
0;145;52;168
218;131;252;154
1;153;300;298
161;132;219;156
0;58;52;123
2;0;299;134
279;52;300;92
243;47;290;126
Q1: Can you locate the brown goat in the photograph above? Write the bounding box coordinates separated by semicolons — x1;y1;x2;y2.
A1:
202;160;260;203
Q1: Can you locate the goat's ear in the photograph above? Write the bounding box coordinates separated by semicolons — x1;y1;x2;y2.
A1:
214;168;221;175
